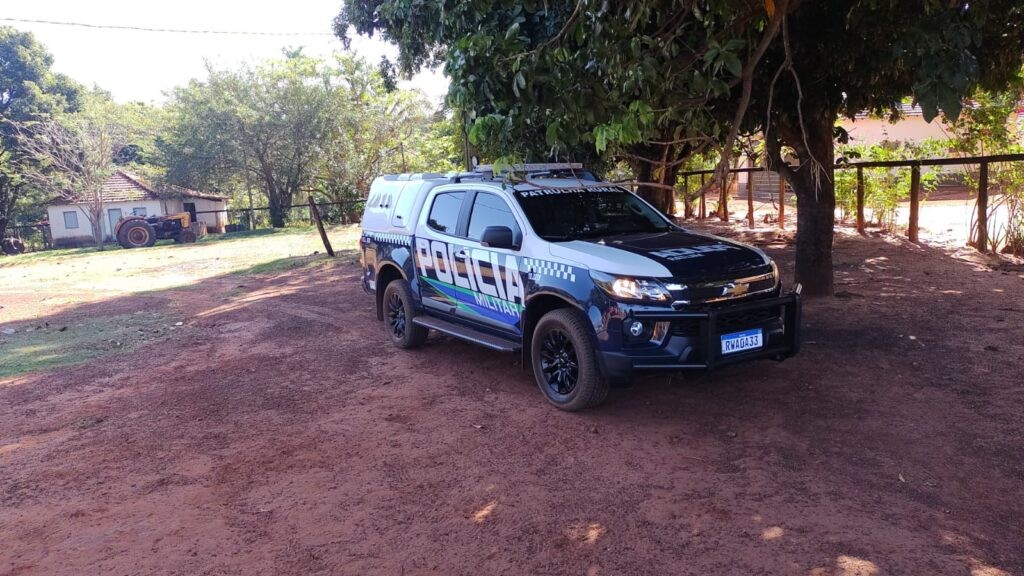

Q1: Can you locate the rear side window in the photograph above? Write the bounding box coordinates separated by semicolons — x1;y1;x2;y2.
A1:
426;192;465;234
468;193;519;241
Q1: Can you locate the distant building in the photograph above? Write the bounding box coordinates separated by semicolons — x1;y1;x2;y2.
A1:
47;171;229;248
841;103;954;146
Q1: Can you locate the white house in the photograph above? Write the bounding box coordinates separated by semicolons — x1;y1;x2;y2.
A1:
47;171;229;247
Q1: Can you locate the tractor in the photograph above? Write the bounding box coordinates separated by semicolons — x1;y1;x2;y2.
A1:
115;212;197;249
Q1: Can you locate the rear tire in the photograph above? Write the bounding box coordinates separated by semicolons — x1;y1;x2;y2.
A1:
382;280;428;349
531;308;610;411
117;220;156;249
175;229;197;244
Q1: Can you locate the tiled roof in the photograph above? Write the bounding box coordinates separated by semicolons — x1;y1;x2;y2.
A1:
51;171;228;205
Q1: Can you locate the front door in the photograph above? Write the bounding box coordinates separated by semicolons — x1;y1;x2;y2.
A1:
183;202;197;223
452;191;525;335
107;208;122;240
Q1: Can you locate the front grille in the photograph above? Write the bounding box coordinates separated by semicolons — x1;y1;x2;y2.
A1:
671;306;781;338
718;307;779;331
670;272;778;305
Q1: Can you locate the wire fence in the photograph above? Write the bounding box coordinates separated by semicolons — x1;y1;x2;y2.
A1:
205;200;366;232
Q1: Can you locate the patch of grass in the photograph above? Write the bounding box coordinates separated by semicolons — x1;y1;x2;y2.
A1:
0;311;177;379
0;244;123;268
229;248;358;277
0;224;363;302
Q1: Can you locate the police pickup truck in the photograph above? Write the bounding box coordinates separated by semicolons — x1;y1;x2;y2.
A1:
359;164;800;411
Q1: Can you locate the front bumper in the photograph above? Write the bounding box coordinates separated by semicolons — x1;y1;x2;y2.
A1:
596;288;802;377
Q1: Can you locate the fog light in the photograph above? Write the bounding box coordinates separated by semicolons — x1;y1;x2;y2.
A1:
650;321;669;344
628;320;644;337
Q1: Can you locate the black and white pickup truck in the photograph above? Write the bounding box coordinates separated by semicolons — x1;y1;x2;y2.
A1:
359;164;801;411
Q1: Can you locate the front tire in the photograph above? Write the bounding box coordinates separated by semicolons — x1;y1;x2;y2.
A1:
531;309;610;411
382;280;428;349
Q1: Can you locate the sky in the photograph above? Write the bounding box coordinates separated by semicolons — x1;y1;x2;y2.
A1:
0;0;450;103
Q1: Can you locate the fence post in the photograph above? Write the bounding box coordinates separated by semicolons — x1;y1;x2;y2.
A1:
699;173;707;220
719;176;728;222
778;175;786;229
977;161;989;252
308;196;335;257
908;164;921;243
746;170;755;228
683;175;691;219
856;166;865;234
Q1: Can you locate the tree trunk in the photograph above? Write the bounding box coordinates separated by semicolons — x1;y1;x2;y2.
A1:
633;161;659;209
269;196;287;228
777;112;836;296
0;179;13;239
92;217;105;251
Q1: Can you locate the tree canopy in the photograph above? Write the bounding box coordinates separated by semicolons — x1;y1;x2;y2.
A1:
337;0;1024;295
0;26;82;237
160;52;450;227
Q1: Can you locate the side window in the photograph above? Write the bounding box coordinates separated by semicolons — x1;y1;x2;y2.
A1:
468;192;519;241
426;192;465;234
63;211;79;229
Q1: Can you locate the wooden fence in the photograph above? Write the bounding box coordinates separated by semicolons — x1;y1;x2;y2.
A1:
678;153;1024;252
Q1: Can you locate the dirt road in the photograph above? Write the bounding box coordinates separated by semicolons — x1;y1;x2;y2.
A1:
2;226;1022;575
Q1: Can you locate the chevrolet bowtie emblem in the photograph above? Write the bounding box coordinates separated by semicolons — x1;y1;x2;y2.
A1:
722;282;749;297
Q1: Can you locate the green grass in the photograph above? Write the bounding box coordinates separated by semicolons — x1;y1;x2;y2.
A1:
0;224;361;379
0;311;174;379
0;224;361;298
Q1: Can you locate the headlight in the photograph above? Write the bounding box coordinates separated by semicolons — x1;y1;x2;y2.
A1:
591;271;672;302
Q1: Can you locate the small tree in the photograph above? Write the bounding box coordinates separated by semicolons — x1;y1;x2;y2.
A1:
13;110;127;250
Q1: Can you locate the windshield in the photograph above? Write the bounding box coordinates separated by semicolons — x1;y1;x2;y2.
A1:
514;187;672;241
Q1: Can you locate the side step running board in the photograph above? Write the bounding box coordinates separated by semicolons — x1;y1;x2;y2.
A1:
413;315;521;353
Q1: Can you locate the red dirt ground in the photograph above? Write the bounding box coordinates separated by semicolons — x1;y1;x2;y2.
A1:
2;225;1022;576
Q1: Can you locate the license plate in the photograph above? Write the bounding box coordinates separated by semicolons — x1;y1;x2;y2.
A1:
720;328;763;355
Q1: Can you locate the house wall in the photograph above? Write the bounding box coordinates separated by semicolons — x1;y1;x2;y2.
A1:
48;200;165;247
159;198;227;233
841;116;953;146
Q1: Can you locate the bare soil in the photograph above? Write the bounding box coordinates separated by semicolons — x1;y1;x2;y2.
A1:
1;224;1022;576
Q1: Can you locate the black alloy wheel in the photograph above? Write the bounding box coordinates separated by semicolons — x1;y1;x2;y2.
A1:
387;291;406;339
530;308;610;411
539;328;579;395
381;279;428;349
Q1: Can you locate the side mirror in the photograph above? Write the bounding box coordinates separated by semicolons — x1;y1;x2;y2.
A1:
480;225;517;250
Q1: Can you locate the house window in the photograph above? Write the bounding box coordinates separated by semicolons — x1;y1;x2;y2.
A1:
133;207;147;216
63;211;79;229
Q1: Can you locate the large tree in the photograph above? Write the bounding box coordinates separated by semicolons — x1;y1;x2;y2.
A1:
162;53;357;227
337;0;1024;296
161;52;446;226
742;1;1024;294
0;26;81;238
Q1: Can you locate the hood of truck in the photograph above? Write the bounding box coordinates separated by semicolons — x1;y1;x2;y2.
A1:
549;229;772;281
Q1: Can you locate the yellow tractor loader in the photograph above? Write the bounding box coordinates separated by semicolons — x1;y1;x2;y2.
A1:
115;212;197;249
